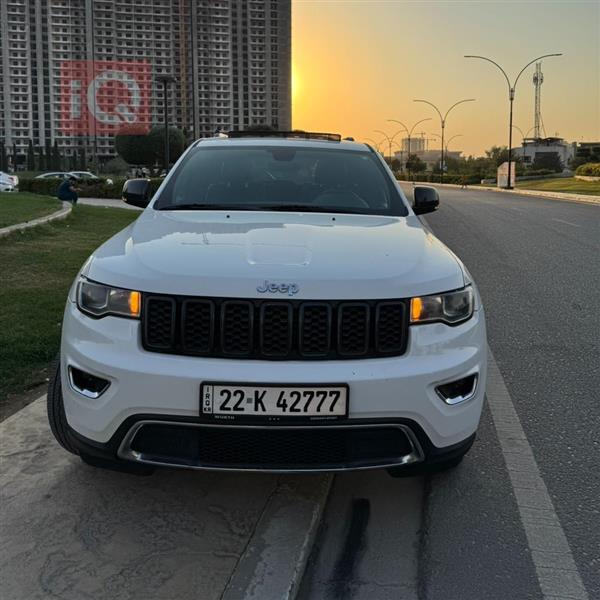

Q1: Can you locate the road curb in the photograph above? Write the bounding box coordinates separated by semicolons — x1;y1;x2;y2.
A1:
221;474;333;600
0;201;72;238
398;180;599;206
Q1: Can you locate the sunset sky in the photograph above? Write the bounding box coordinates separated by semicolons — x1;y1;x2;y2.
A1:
291;0;600;157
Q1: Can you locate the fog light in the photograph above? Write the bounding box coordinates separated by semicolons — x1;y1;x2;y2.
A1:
68;366;110;399
435;374;478;405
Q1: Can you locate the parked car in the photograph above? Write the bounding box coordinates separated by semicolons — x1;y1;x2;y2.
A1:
0;171;18;192
48;131;487;476
35;172;71;180
67;171;100;180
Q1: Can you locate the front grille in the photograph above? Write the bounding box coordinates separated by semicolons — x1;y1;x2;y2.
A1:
142;294;408;360
127;423;416;471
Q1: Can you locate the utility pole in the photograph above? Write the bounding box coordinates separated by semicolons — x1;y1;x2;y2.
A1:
156;74;176;173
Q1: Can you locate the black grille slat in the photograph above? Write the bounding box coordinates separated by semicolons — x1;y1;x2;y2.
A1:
376;302;406;353
221;301;254;355
181;300;214;354
142;295;408;360
144;297;176;349
338;303;370;356
260;303;293;356
299;303;332;357
130;424;414;470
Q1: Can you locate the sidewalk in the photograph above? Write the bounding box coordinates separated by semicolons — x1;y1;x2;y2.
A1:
0;398;330;600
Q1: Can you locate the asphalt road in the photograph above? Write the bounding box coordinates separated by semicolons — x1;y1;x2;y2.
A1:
301;187;599;599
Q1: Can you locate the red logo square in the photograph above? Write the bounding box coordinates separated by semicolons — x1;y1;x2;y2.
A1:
60;60;151;136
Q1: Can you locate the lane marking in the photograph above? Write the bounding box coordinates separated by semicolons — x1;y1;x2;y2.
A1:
551;218;580;228
486;348;589;599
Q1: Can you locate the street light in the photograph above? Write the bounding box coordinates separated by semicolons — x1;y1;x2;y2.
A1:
464;53;562;189
155;74;177;173
373;129;405;167
387;118;432;180
413;99;475;183
511;125;528;162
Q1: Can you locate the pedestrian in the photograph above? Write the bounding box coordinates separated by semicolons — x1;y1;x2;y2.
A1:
460;175;468;189
57;175;80;205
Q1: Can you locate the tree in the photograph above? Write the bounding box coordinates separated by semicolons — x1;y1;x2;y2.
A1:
532;152;563;173
51;140;62;170
406;154;426;173
115;125;185;170
27;140;36;171
0;141;7;171
484;145;510;167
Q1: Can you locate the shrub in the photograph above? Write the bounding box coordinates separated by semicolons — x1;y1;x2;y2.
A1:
575;163;600;177
18;177;163;199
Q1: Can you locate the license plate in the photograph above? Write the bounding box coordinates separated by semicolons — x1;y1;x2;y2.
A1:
200;383;348;420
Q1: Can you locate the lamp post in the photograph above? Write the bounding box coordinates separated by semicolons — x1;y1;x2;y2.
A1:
386;118;431;180
374;129;405;168
414;99;475;183
512;125;528;163
156;74;177;173
464;53;562;189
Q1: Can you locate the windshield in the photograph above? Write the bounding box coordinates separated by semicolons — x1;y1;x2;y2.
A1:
153;145;408;216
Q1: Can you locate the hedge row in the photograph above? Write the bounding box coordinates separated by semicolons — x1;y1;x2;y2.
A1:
398;174;482;185
575;163;600;176
17;177;163;199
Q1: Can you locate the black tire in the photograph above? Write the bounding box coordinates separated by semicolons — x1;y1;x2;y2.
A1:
47;357;79;455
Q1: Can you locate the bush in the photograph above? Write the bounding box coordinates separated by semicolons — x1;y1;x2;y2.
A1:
523;169;555;177
397;173;481;185
18;177;163;199
575;163;600;176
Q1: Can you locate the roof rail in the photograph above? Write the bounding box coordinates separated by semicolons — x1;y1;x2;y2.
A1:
226;130;342;142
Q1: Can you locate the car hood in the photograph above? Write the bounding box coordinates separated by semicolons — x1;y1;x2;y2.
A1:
84;210;464;299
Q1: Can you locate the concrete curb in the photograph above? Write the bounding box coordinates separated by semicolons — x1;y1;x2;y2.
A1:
221;474;333;600
0;200;72;238
398;180;599;206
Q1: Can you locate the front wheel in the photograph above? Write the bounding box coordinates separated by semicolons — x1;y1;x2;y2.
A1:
46;358;79;455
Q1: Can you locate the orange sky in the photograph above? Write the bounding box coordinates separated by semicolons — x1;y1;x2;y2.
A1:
291;0;600;156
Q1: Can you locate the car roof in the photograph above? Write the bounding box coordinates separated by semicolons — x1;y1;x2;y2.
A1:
194;134;371;153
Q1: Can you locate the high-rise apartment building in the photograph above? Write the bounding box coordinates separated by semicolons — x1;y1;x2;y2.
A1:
0;0;291;165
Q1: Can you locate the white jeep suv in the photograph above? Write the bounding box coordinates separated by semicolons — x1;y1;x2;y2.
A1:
48;131;487;476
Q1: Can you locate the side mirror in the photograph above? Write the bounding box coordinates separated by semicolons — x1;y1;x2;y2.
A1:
122;178;151;208
413;186;439;215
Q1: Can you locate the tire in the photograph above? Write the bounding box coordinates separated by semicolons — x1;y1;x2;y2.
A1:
46;357;79;455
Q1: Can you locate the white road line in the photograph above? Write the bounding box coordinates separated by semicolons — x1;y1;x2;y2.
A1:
552;218;580;227
486;348;589;599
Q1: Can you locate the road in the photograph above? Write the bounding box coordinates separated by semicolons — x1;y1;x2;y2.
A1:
1;187;598;599
301;186;599;599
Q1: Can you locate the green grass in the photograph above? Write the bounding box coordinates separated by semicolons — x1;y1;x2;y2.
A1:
0;204;139;403
0;192;62;228
516;177;600;196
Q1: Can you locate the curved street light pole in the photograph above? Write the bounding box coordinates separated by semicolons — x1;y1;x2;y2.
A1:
374;129;405;167
464;53;562;189
364;137;385;153
511;125;528;162
387;117;432;179
413;99;475;183
445;133;463;155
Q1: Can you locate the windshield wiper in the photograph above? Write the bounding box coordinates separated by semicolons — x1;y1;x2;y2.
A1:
263;204;368;214
157;203;263;211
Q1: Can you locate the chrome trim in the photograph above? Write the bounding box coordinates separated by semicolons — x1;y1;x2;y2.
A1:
435;374;478;406
117;421;424;473
67;366;110;399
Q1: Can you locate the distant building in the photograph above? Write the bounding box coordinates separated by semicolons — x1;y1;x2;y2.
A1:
401;137;425;154
0;0;291;166
573;141;600;162
511;137;574;168
394;148;462;170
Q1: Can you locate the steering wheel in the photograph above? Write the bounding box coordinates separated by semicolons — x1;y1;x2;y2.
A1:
315;188;370;209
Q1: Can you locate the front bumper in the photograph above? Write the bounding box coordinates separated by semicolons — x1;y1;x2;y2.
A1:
60;299;486;471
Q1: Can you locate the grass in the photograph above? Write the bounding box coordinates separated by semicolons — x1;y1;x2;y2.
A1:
516;177;600;196
0;204;139;406
0;192;62;228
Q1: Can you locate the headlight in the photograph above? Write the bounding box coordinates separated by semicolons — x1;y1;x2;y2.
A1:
410;286;473;325
77;280;141;319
